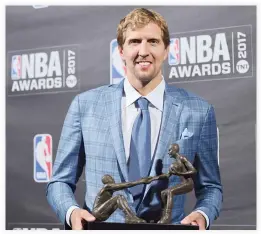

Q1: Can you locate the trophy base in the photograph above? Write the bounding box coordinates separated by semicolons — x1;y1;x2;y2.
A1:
84;221;199;230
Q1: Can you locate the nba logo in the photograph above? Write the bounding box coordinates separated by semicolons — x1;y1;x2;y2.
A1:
110;39;126;84
34;134;52;183
11;55;22;80
168;38;180;65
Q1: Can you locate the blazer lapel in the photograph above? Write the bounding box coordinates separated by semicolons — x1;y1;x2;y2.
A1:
104;80;129;182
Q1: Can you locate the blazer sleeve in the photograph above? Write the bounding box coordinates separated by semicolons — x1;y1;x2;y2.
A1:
192;105;223;225
46;94;86;225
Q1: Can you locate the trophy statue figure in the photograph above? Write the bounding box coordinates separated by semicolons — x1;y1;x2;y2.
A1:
91;143;197;225
157;143;197;224
92;173;172;223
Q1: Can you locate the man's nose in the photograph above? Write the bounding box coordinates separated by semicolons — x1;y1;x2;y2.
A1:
138;41;149;57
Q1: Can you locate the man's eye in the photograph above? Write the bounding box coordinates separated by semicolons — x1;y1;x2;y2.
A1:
130;40;140;44
150;40;158;44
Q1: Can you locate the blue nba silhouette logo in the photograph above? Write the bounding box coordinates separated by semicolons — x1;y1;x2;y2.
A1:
168;38;180;65
110;39;126;84
34;134;52;183
11;55;22;80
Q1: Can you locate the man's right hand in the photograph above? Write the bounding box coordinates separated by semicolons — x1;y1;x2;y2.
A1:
70;208;96;230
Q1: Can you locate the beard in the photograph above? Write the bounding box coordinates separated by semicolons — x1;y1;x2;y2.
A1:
133;67;161;84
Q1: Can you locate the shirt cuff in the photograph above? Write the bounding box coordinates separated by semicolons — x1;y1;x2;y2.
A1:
66;205;80;227
195;210;209;228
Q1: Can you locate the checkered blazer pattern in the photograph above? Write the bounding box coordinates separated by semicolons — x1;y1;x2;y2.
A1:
46;79;222;227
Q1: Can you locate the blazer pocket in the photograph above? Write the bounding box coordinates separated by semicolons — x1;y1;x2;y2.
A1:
175;135;193;145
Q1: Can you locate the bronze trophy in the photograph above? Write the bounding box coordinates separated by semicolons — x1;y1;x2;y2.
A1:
85;144;199;230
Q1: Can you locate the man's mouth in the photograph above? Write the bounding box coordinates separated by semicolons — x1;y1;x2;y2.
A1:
135;61;152;68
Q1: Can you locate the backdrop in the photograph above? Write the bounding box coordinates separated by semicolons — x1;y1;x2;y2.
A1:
6;6;256;230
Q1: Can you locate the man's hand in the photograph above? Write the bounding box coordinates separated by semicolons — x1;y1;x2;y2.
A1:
70;208;96;230
181;211;206;230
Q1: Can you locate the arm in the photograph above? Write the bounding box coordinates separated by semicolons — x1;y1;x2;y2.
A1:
181;156;197;174
192;105;223;226
174;170;196;176
105;173;171;191
139;173;171;183
175;156;197;175
46;95;86;225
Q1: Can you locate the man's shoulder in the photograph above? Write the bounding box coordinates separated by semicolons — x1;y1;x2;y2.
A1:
166;84;210;107
77;84;115;99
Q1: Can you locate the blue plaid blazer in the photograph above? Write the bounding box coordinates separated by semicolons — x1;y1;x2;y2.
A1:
46;80;222;226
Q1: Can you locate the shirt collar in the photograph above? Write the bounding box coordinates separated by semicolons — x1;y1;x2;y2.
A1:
123;77;165;112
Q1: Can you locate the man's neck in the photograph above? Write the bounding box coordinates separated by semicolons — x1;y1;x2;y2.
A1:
127;75;163;96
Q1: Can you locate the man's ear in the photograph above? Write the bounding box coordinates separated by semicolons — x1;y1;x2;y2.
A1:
118;45;124;60
118;45;126;65
164;45;170;60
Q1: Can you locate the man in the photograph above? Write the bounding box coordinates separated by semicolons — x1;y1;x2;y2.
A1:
46;8;223;230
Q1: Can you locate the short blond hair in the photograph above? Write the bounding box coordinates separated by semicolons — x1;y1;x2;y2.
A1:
117;8;170;49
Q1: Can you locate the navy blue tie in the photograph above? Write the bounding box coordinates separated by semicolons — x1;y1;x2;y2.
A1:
128;97;151;209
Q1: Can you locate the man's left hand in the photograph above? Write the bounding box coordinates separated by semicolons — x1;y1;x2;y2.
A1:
181;211;206;230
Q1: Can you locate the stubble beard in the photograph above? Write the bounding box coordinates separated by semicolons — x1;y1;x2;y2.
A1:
134;67;162;86
134;67;155;84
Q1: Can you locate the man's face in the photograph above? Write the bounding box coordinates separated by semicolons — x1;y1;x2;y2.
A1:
119;22;169;83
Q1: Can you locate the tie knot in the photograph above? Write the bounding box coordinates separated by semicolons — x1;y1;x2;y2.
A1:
137;97;149;110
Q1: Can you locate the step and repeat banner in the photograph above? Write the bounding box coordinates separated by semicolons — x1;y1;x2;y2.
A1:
6;6;256;230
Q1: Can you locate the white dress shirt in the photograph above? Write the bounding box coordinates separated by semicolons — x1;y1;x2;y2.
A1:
66;78;209;228
122;77;164;161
